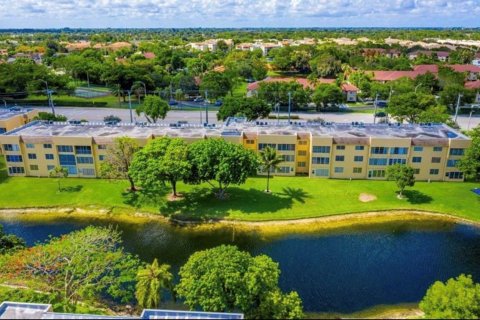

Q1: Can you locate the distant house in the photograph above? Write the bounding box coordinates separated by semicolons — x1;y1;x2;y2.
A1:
362;48;401;58
368;64;480;82
408;50;450;62
465;80;480;103
65;41;91;52
189;39;233;52
472;53;480;66
449;64;480;81
106;42;132;51
247;77;315;96
341;83;359;102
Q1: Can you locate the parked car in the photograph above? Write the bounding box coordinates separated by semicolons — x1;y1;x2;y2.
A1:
214;99;223;106
375;100;388;108
168;99;178;106
193;96;204;103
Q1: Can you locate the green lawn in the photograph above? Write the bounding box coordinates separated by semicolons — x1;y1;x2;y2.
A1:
0;158;479;222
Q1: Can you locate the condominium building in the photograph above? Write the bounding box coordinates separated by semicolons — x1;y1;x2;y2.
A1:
0;108;39;134
0;118;471;181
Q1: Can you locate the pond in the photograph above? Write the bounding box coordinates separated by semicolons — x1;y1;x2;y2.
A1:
1;214;480;314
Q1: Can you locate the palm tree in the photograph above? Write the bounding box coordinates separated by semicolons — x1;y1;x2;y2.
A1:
135;259;174;309
259;146;283;193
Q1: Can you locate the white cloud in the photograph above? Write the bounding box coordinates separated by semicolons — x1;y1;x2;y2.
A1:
0;0;479;27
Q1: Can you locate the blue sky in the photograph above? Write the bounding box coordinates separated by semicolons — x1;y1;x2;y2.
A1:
0;0;479;28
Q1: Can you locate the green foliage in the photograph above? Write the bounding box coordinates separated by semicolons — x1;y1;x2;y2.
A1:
348;71;372;98
439;84;475;109
256;81;310;109
130;137;190;196
100;137;139;191
0;224;26;255
458;126;480;181
136;95;170;123
176;245;303;319
0;226;140;310
259;146;283;193
419;274;480;319
135;259;174;309
311;84;343;111
186;139;258;199
386;164;416;198
49;166;69;192
34;112;68;122
200;71;233;98
414;72;439;93
387;92;444;123
309;53;342;78
217;96;271;121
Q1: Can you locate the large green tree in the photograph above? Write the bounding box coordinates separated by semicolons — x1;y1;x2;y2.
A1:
217;96;271;121
387;92;445;123
458;126;480;181
130;137;190;197
386;164;416;198
176;245;304;319
311;84;343;111
135;259;174;309
0;224;26;255
136;95;170;123
100;137;139;192
420;274;480;319
199;71;233;98
186;139;258;199
0;226;140;310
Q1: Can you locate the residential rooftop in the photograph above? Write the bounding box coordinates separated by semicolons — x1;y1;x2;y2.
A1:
0;108;36;121
2;118;469;143
0;302;244;319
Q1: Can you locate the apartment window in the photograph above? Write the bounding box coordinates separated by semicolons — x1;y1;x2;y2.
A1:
62;166;77;175
334;167;344;173
277;144;295;151
368;170;386;178
6;155;23;162
389;158;406;165
413;168;420;174
3;144;20;151
0;128;6;134
80;168;95;176
446;172;463;179
76;156;94;164
336;145;345;150
258;143;276;150
447;159;459;167
26;143;35;149
312;157;329;165
312;146;331;153
281;155;295;162
30;165;39;171
99;155;105;161
59;154;76;166
298;140;307;145
369;158;388;166
449;148;465;156
75;146;92;155
412;157;422;163
335;155;345;162
413;146;424;152
297;162;306;168
297;150;307;156
276;166;291;173
314;169;329;177
353;167;362;174
354;156;364;162
8;167;25;174
245;139;255;145
433;147;443;152
97;144;107;150
355;146;365;151
390;147;408;155
47;165;55;171
45;154;54;160
431;157;441;163
57;145;73;153
28;153;37;160
430;169;439;175
371;147;388;154
43;144;52;149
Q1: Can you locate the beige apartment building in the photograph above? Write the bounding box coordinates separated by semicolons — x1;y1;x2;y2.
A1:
0;108;39;134
0;118;471;181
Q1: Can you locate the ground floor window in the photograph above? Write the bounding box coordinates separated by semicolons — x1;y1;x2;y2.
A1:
368;170;385;178
334;167;344;173
445;172;463;179
276;166;291;173
62;165;77;175
353;167;362;174
314;169;329;177
8;167;25;174
429;169;439;175
30;165;39;171
80;168;95;176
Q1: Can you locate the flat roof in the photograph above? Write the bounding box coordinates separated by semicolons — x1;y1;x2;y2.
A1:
2;118;469;141
0;108;35;121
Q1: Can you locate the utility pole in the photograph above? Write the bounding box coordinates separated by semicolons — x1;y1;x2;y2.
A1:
467;105;476;131
373;93;379;124
454;93;463;123
205;90;209;125
86;71;90;88
128;90;133;123
2;99;6;108
287;91;292;124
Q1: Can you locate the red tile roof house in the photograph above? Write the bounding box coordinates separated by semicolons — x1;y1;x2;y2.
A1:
449;64;480;81
341;83;359;102
465;80;480;103
246;77;336;96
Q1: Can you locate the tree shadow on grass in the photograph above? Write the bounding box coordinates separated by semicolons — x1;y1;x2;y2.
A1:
122;188;167;209
61;185;83;193
403;190;433;204
159;186;311;221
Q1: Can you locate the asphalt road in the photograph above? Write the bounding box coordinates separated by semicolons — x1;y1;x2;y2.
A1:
36;106;480;130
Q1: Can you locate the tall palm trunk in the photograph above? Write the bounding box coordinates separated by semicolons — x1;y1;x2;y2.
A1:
266;169;271;193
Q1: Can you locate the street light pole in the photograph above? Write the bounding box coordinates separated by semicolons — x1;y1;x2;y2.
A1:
1;99;6;108
414;83;422;93
205;90;209;125
287;91;292;124
454;93;463;123
128;90;133;123
40;79;55;116
373;93;379;124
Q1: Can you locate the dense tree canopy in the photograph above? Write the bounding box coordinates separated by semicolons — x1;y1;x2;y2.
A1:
217;96;271;121
458;126;480;181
